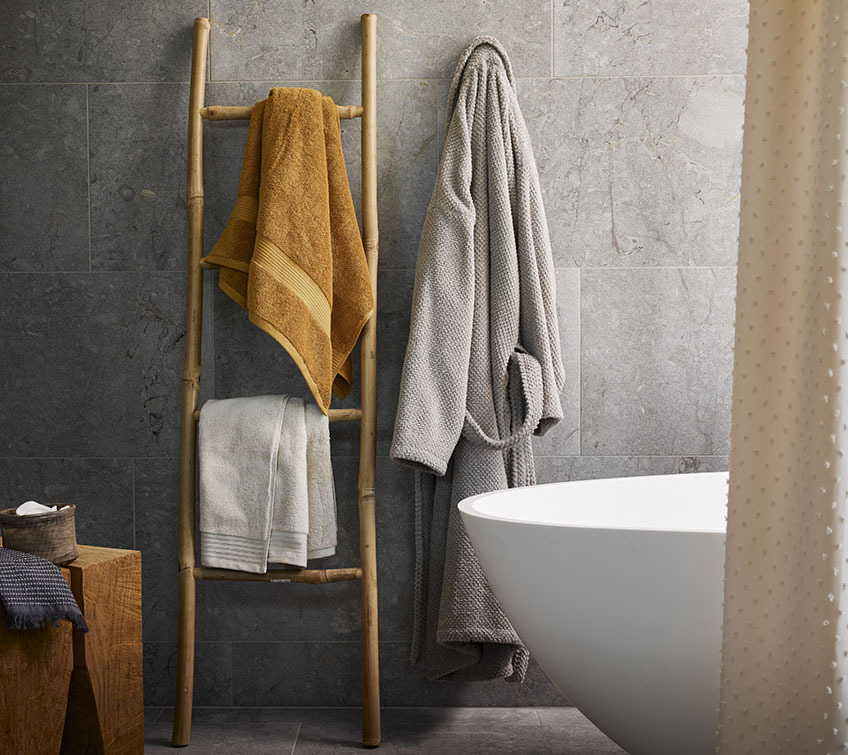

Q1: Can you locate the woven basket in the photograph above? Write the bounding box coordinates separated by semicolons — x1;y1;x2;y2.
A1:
0;505;78;565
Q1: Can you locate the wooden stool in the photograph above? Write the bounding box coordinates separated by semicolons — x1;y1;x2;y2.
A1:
0;544;143;755
0;567;74;755
61;546;143;755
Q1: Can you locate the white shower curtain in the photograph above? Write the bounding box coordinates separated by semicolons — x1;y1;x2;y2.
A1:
719;2;848;753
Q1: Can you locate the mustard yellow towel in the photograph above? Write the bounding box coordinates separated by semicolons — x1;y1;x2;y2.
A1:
203;88;374;413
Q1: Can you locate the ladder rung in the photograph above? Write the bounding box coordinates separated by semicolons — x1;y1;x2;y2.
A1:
192;408;361;422
200;104;363;121
194;566;362;583
328;408;363;422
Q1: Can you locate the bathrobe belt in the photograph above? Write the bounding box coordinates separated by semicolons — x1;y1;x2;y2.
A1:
461;349;544;451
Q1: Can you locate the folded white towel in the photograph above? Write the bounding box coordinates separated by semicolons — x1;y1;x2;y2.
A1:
199;395;288;573
199;395;336;573
268;397;310;566
304;401;336;559
268;397;337;567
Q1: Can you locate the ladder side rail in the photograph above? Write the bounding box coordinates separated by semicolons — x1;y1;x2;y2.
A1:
358;12;382;749
172;15;210;748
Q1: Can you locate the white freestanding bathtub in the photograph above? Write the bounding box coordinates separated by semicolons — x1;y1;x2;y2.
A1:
458;471;728;755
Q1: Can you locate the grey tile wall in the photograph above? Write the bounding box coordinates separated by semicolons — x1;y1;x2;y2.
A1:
0;86;89;271
0;0;746;708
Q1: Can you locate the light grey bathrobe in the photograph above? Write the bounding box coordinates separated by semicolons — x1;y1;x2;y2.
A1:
390;37;564;682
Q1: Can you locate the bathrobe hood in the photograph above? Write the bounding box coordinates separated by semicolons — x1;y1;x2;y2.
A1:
391;36;564;682
445;36;515;118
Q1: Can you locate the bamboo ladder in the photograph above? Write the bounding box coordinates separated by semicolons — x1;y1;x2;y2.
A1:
172;14;381;748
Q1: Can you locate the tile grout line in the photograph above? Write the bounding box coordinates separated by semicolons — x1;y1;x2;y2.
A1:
0;265;738;275
0;270;188;275
0;453;728;462
0;73;746;87
207;0;213;83
0;455;181;460
550;0;554;79
85;84;92;271
228;641;235;706
131;457;136;550
577;267;582;457
290;722;301;755
533;453;728;459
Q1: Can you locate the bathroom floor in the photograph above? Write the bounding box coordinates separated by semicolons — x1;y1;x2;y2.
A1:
144;706;627;754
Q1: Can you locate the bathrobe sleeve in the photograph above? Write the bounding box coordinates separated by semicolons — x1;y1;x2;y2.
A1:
390;95;477;478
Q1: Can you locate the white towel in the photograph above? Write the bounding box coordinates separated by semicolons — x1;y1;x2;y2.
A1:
199;395;287;573
199;395;336;573
304;401;337;559
268;397;310;566
268;397;337;566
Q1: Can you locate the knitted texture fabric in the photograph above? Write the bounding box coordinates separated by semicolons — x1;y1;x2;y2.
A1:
390;37;564;682
0;546;87;631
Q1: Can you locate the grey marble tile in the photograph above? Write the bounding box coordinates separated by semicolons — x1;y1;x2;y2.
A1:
231;641;362;707
144;707;163;725
294;716;537;754
88;84;189;270
0;85;89;271
374;269;415;455
373;458;416;643
158;706;543;727
554;0;749;76
534;455;728;484
433;76;452;173
232;641;567;707
0;272;185;457
209;0;551;81
0;0;204;82
581;267;735;456
143;640;233;707
375;80;438;270
134;457;179;644
151;707;624;754
200;272;217;406
294;718;620;755
532;268;580;456
145;722;299;753
518;76;744;267
0;458;134;548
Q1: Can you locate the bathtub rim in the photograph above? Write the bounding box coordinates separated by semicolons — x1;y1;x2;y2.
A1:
457;470;728;535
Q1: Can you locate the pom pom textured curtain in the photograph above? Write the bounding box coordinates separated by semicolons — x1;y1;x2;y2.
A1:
719;2;848;752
